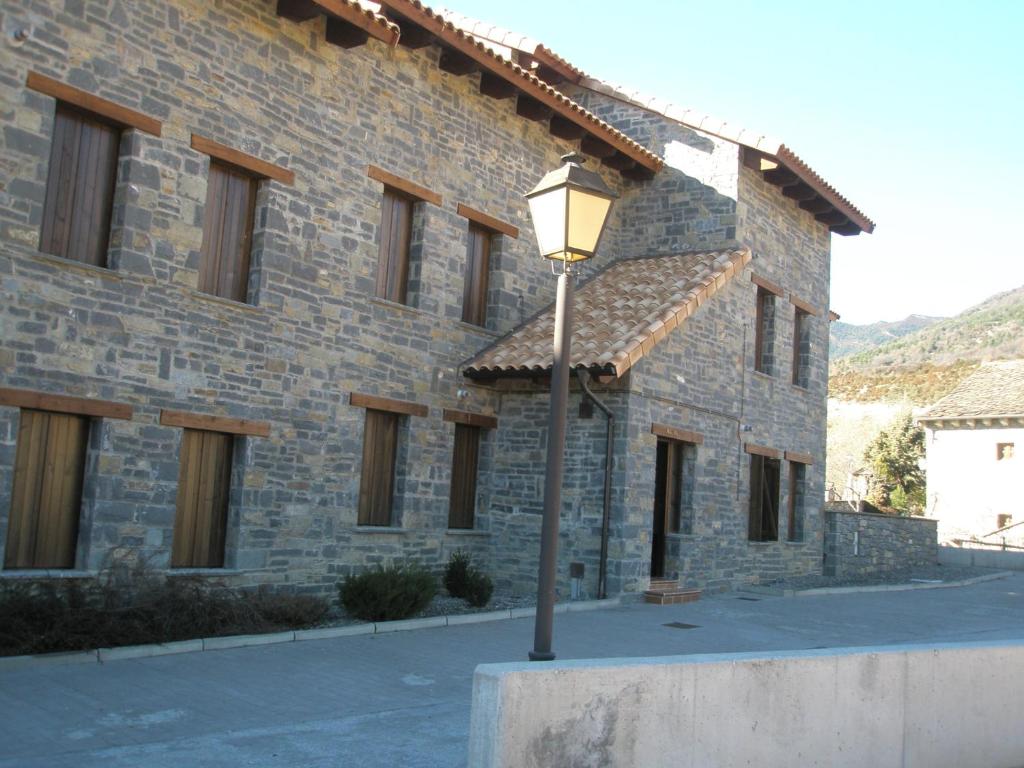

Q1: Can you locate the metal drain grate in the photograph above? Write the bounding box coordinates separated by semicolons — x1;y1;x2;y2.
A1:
736;596;760;601
663;622;700;630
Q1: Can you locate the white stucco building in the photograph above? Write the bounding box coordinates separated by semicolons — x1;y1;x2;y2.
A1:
919;361;1024;547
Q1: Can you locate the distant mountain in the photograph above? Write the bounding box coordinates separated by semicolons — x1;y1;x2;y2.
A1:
828;285;1024;405
830;315;943;360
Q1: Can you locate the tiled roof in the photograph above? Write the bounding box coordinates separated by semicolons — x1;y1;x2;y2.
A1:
379;1;661;171
581;79;875;234
463;247;752;379
920;361;1024;420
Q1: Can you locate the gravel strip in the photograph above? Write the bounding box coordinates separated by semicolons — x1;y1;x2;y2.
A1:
764;564;1002;591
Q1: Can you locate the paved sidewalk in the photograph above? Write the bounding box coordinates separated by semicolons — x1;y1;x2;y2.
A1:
2;573;1022;767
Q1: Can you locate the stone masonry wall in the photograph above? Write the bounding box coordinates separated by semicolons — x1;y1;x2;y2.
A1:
0;0;631;593
825;509;938;577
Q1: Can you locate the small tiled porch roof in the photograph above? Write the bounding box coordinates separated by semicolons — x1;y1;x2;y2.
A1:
463;246;751;380
919;360;1024;423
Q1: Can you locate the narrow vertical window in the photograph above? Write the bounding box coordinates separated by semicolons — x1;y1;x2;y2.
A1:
198;161;258;302
358;409;400;526
792;308;811;387
660;440;697;536
172;429;234;568
4;409;89;569
375;190;414;304
748;454;780;542
787;461;806;542
461;225;492;326
39;104;120;267
754;287;776;375
996;443;1014;461
448;424;481;529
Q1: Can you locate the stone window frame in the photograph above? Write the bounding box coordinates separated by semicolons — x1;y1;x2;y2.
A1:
456;203;519;328
159;409;268;570
26;72;163;273
444;409;498;531
367;166;442;308
0;388;134;572
191;135;295;306
350;393;428;528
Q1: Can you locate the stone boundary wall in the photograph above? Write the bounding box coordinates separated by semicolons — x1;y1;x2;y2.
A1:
825;508;937;577
939;545;1024;571
468;642;1024;768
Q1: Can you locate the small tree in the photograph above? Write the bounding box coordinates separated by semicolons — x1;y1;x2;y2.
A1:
862;412;925;514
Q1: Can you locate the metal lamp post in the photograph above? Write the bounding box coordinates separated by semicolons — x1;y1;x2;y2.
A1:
525;152;617;661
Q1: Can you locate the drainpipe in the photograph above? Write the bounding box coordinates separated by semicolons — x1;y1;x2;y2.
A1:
576;369;614;600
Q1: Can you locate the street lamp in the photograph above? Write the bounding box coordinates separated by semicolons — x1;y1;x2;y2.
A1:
525;152;617;662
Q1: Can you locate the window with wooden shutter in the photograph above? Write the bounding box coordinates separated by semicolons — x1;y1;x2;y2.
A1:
39;104;120;267
754;287;776;375
4;409;89;569
197;160;258;303
461;225;492;326
172;429;234;568
375;190;414;304
358;409;399;526
448;424;481;529
792;308;811;387
748;454;780;542
787;461;806;542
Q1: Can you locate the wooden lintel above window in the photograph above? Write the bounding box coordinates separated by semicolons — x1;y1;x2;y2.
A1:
785;450;814;465
350;392;428;418
750;274;785;297
744;443;780;459
0;387;133;420
651;423;704;445
456;203;518;238
191;135;295;186
160;409;270;437
443;408;498;430
789;294;820;316
26;71;162;136
367;165;442;206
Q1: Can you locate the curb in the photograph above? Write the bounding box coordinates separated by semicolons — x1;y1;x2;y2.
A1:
0;596;624;671
745;571;1014;598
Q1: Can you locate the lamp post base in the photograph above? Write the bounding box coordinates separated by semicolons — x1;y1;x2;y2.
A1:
528;650;556;662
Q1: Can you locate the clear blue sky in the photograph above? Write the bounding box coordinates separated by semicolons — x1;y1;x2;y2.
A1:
447;0;1024;324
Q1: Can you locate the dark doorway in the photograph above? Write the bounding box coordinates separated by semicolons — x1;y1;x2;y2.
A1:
651;438;679;577
748;454;781;541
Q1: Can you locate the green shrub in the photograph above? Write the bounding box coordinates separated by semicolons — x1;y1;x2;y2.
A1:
339;563;437;622
462;569;494;608
0;558;329;657
444;550;493;608
444;550;472;598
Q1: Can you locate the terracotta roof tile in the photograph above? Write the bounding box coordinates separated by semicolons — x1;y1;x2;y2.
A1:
464;247;751;379
920;360;1024;420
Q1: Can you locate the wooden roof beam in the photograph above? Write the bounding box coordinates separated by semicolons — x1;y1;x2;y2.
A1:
601;152;636;171
816;210;850;226
763;167;800;186
580;134;616;159
326;17;369;48
831;222;862;236
549;115;586;140
782;182;819;201
480;72;517;99
621;164;656;182
535;64;567;85
799;197;834;214
438;48;478;76
516;94;552;123
277;0;320;22
388;13;434;48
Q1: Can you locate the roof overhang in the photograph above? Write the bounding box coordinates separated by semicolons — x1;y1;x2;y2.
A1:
918;415;1024;430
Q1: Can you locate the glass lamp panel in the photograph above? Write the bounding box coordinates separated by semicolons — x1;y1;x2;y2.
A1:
566;188;612;256
527;186;568;259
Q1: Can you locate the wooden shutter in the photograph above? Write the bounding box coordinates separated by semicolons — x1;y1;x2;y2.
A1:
448;424;480;529
172;429;233;567
5;410;88;569
198;160;258;302
357;409;398;526
461;226;491;326
39;104;120;267
375;190;413;303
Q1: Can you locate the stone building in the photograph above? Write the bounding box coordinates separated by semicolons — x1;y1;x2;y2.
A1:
0;1;873;599
919;361;1024;548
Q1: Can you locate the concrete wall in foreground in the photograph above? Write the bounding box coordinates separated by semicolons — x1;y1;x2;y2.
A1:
468;642;1024;768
